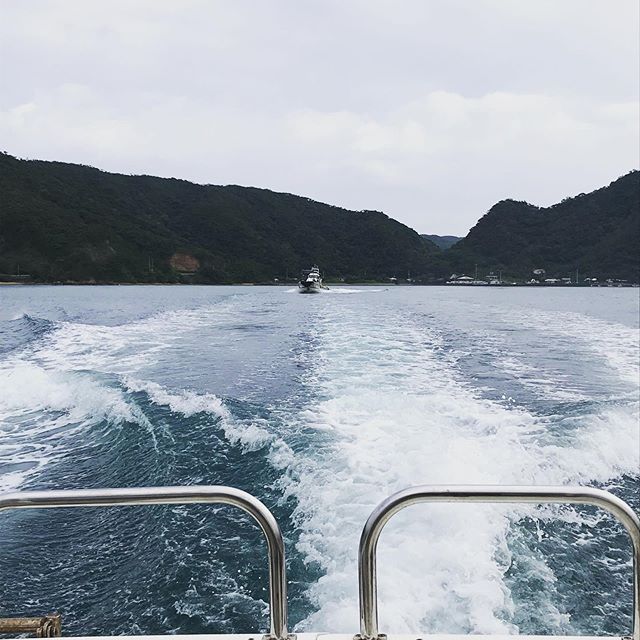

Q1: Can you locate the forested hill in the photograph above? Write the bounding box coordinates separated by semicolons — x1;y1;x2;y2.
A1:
0;153;441;283
447;170;640;280
1;152;637;283
421;234;461;250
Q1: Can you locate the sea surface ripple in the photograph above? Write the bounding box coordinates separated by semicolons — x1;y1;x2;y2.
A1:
0;285;638;636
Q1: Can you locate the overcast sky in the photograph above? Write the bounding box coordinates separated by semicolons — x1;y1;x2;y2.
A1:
1;0;638;234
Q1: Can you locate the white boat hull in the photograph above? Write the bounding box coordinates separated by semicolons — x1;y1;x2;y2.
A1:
298;265;328;292
298;283;324;293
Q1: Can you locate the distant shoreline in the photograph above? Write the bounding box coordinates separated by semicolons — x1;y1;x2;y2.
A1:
1;281;637;288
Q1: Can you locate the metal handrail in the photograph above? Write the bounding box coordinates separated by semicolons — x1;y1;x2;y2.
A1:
0;486;293;640
357;485;640;640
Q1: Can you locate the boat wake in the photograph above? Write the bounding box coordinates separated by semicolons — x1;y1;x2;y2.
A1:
274;301;639;634
0;288;637;636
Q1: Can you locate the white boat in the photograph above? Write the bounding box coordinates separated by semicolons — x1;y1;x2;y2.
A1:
298;265;328;293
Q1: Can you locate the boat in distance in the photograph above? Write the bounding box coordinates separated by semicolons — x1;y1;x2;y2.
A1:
298;265;329;293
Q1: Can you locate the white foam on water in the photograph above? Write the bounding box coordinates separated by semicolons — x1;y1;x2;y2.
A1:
0;295;295;497
0;362;134;420
0;302;244;491
325;288;386;294
286;287;386;295
494;355;588;402
124;377;229;418
123;377;274;451
0;360;153;490
29;304;235;375
1;291;637;632
275;304;639;634
500;308;640;390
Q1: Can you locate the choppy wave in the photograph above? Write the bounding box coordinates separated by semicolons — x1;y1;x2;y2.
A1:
499;307;640;390
0;314;56;355
0;286;637;636
275;301;639;634
0;362;149;491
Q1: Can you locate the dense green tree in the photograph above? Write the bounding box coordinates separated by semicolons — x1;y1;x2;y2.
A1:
446;171;639;281
0;153;442;283
0;153;637;283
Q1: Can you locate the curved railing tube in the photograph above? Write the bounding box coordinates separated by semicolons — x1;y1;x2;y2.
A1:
0;486;292;640
358;485;640;640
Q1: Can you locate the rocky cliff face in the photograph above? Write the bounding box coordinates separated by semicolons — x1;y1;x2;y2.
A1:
169;253;200;273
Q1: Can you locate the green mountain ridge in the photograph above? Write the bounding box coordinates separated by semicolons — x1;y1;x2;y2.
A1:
0;152;441;283
448;170;639;280
421;234;462;250
0;152;637;283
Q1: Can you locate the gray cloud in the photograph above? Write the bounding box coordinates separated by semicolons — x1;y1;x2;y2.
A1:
1;0;638;234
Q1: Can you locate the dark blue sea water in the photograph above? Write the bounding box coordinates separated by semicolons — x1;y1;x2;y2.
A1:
0;285;638;636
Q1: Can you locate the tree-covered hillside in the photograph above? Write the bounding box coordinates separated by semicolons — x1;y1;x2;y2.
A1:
421;234;461;250
1;153;637;283
0;153;441;283
447;171;639;280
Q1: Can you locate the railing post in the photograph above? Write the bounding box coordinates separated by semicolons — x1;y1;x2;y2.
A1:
0;615;61;637
357;485;640;640
0;486;294;640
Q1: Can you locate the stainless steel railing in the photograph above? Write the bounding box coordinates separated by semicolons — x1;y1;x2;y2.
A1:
0;486;293;640
357;485;640;640
2;485;637;639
